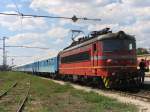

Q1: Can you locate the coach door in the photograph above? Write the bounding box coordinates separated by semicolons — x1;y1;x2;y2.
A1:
92;43;98;73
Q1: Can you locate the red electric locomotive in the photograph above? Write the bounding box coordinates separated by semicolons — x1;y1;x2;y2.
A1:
58;28;141;88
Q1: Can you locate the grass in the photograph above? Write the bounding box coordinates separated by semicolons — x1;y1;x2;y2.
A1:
0;71;138;112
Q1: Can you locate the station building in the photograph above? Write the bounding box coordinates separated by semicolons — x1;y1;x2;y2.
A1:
137;54;150;76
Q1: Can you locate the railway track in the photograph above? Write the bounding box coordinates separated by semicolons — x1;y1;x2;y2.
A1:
0;82;17;98
111;90;150;102
0;80;30;112
130;91;150;101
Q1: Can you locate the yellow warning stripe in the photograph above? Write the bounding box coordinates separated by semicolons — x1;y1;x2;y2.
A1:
59;65;137;70
102;77;110;88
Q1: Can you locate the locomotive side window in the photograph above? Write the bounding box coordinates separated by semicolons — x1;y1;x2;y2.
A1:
129;43;133;50
93;44;97;52
61;51;90;63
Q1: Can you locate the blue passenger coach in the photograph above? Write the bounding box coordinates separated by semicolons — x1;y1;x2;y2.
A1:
15;57;58;76
33;57;58;74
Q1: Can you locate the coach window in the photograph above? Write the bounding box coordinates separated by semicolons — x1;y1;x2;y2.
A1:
93;43;97;52
46;60;48;65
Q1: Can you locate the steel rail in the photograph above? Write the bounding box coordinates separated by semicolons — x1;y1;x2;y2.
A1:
16;81;31;112
109;90;150;102
125;91;150;101
0;82;17;98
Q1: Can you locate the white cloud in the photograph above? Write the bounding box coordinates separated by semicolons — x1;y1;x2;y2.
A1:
88;23;119;31
7;26;69;47
122;0;150;7
6;4;22;9
5;32;59;65
47;27;69;39
6;32;45;45
0;12;48;31
30;0;99;17
54;39;63;44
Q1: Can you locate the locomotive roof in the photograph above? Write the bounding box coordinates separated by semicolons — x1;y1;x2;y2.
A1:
61;31;135;53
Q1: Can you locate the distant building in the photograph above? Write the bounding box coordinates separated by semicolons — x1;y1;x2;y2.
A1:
137;54;150;75
148;48;150;53
137;54;150;60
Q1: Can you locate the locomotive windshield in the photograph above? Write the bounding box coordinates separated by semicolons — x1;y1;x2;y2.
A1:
103;39;135;52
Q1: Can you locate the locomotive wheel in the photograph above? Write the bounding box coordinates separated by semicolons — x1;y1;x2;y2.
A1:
98;77;105;89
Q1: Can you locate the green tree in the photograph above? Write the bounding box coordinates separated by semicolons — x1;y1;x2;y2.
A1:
136;48;149;55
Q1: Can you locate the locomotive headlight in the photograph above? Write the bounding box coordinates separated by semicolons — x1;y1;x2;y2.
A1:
107;59;119;64
107;59;112;63
112;72;116;76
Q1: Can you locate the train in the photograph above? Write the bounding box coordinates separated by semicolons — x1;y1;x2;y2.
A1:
14;28;142;89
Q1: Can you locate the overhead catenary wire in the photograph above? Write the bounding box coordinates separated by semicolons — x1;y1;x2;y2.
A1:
5;1;101;22
0;12;101;22
0;55;33;58
8;56;33;57
5;45;49;50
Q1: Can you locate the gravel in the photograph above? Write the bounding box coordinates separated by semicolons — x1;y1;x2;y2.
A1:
42;77;150;112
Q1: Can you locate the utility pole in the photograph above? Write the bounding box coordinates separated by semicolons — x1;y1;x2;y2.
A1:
2;37;8;69
11;58;14;66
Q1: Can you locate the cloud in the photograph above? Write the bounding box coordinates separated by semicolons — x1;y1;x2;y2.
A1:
0;12;48;31
30;0;99;17
122;0;150;7
6;4;22;9
5;31;60;65
6;32;46;45
47;27;69;39
54;39;63;44
6;26;70;48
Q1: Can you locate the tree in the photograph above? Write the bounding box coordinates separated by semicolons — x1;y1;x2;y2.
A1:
137;48;149;55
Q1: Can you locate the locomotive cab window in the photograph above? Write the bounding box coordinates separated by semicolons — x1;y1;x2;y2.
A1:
103;39;135;52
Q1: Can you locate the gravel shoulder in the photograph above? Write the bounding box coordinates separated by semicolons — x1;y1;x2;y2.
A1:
42;77;150;112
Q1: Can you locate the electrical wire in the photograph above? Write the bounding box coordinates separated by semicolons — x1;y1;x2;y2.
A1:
0;55;33;57
0;55;33;58
5;45;49;50
0;12;101;22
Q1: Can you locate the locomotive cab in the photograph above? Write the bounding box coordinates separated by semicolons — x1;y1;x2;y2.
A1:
102;32;137;72
98;31;139;88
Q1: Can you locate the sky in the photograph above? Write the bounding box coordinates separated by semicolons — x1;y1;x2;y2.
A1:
0;0;150;66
